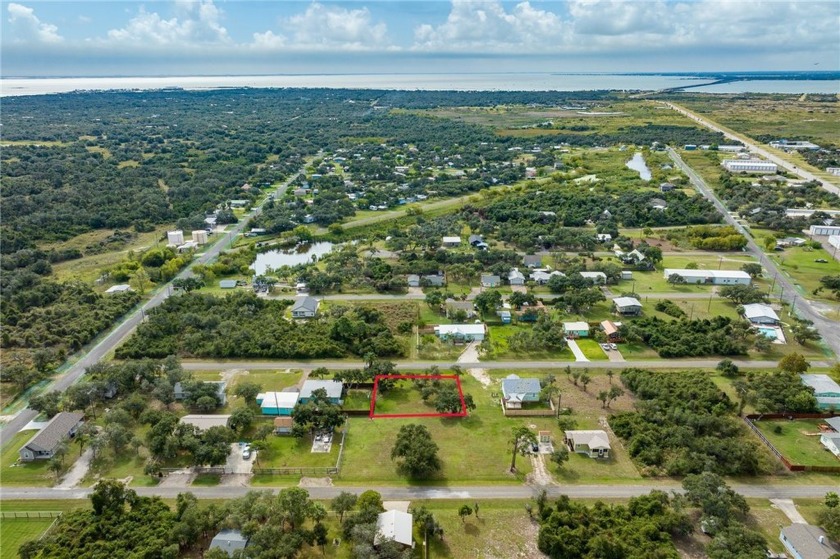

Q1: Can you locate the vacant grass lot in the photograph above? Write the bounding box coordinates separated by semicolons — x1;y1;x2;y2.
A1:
575;339;609;360
0;430;73;487
753;419;839;467
485;324;574;361
0;519;55;559
767;246;840;300
374;379;462;415
338;373;641;485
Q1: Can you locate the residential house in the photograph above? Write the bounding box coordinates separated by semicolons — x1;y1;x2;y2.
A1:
19;412;84;462
434;324;486;342
257;391;300;416
442;236;461;247
173;381;227;406
613;296;642;316
531;270;564;285
375;510;414;548
468;234;484;246
498;310;512;324
659;182;676;192
291;296;319;318
299;380;344;405
825;417;840;432
273;416;294;435
508;268;526;286
523;255;543;268
601;320;622;342
407;274;421;288
481;274;501;288
179;415;231;431
501;374;542;409
564;430;611;458
302;214;316;224
650;198;668;210
563;321;590;338
779;524;840;559
663;269;752;285
445;299;477;319
420;274;446;288
579;271;607;285
800;374;840;410
219;279;238;289
209;529;249;556
595;233;612;242
105;284;132;294
820;432;840;458
776;237;807;248
741;303;780;325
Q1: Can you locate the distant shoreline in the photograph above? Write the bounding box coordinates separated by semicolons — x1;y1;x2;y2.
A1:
2;72;838;97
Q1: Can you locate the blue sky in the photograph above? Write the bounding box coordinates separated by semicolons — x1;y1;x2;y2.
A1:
2;1;839;76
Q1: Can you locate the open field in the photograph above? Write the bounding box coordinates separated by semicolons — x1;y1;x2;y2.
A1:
752;419;840;468
0;430;73;487
373;378;463;416
484;323;574;361
0;518;55;559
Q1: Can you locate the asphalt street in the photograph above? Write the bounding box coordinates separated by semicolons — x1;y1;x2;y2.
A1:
2;483;836;501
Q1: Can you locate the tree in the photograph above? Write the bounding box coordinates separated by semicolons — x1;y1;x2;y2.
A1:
391;424;441;478
598;390;609;408
131;267;151;295
720;285;768;305
74;422;99;456
172;277;204;292
682;472;749;528
234;381;263;404
509;427;537;472
740;263;763;278
778;352;810;374
332;491;358;524
763;236;777;251
473;290;502;315
550;447;569;469
29;392;62;418
607;386;624;408
716;359;740;378
458;504;473;523
668;273;686;285
580;373;591;392
790;319;821;345
292;388;346;436
705;523;768;559
424;290;444;309
819;502;840;541
826;492;840;509
227;407;255;434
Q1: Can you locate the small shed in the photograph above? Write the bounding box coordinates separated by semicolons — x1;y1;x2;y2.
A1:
219;279;238;289
105;284;132;294
209;529;249;556
375;510;414;547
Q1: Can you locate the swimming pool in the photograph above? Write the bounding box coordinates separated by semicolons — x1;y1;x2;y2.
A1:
758;327;778;339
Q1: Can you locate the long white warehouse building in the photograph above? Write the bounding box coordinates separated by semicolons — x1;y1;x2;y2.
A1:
663;269;752;285
722;159;778;174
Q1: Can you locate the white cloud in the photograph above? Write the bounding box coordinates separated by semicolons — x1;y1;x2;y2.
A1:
6;3;63;43
105;0;230;46
251;2;390;51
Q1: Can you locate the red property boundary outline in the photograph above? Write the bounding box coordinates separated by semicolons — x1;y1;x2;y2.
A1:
369;374;467;419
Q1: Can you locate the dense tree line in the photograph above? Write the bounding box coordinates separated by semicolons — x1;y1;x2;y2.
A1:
611;369;763;476
622;316;752;358
115;292;405;359
736;370;819;413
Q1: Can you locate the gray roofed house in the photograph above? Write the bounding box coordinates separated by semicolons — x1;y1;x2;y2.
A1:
825;417;840;432
501;374;541;409
420;274;446;287
209;529;249;556
523;255;543;268
613;296;642;316
508;268;526;286
742;303;780;325
468;234;484;246
445;299;477;319
291;295;319;318
19;412;84;462
174;380;227;406
375;510;414;547
179;415;232;431
219;279;238;289
780;524;840;559
579;271;607;284
407;274;421;287
300;380;344;404
564;430;611;458
481;274;501;287
800;374;840;410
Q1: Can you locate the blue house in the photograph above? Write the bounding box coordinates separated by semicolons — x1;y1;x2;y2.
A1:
256;391;300;416
501;374;542;409
300;380;344;405
498;310;512;324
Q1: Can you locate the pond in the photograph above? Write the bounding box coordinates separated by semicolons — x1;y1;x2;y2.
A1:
626;152;652;181
252;242;335;275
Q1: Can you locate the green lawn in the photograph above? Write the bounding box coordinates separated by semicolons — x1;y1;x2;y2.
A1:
767;246;840;301
575;339;608;360
0;430;74;487
192;473;221;486
373;379;461;415
0;518;55;559
752;419;840;468
337;374;642;485
484;324;574;361
251;429;340;472
342;389;372;412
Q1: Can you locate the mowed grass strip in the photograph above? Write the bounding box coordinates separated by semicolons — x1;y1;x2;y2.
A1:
0;431;68;487
0;519;55;559
752;419;840;468
373;379;461;416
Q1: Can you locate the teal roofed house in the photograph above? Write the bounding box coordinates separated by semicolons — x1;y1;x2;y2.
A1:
256;391;300;416
800;374;840;410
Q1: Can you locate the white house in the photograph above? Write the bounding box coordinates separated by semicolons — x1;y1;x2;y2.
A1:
291;296;319;318
820;433;840;458
434;324;486;342
508;268;526;286
564;430;611;458
741;303;780;325
442;236;461;247
375;510;413;548
179;415;231;431
810;224;840;236
105;284;132;294
663;269;752;285
613;296;642;316
579;271;607;285
722;159;778;173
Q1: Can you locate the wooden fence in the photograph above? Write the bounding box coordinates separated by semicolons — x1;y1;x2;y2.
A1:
744;413;840;473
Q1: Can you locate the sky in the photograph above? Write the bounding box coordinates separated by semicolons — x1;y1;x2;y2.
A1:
2;0;839;77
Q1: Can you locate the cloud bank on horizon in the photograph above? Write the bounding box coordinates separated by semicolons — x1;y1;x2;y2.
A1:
3;0;839;76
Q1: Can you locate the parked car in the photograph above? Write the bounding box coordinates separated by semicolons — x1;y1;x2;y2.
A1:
815;259;828;263
609;343;618;350
600;343;610;350
242;447;252;460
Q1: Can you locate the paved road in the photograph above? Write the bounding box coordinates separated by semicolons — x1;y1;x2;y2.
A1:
0;168;306;446
310;291;724;302
665;102;839;195
2;483;835;501
182;358;831;372
667;147;840;358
